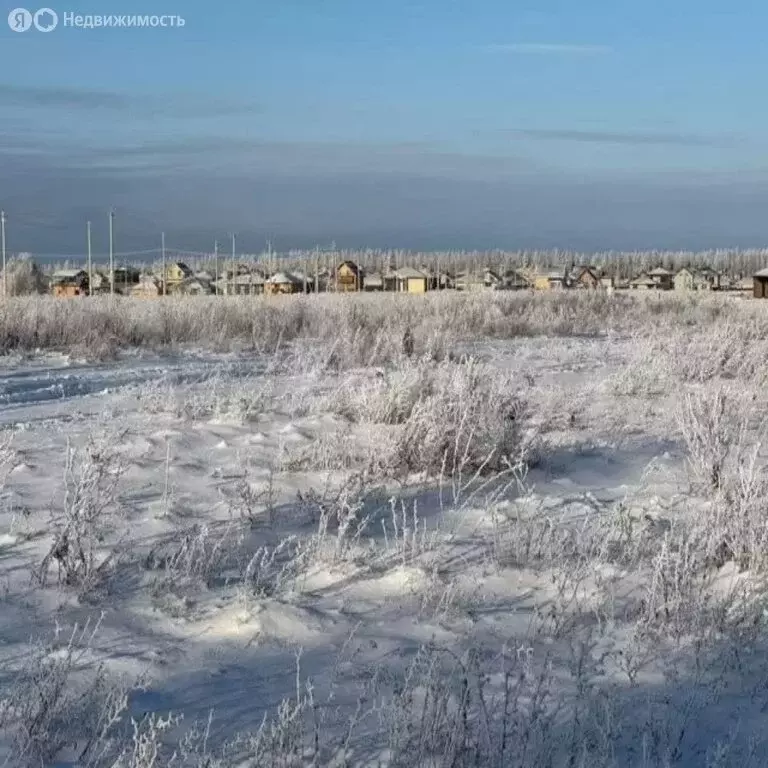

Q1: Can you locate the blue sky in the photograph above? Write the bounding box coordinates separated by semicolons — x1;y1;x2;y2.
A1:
2;0;768;253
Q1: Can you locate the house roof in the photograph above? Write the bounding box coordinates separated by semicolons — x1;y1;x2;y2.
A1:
267;271;301;284
395;267;427;279
230;273;265;284
52;269;87;280
648;267;673;276
754;268;768;278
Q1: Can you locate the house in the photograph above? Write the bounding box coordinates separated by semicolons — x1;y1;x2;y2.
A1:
674;268;719;292
266;271;303;295
230;273;266;296
647;267;674;290
112;266;140;294
216;272;266;296
51;269;88;297
164;262;193;290
630;273;657;291
88;271;110;295
363;272;385;291
753;269;768;298
173;277;214;296
500;269;532;290
130;274;162;298
394;266;428;294
331;261;362;292
290;271;313;293
532;268;568;291
569;266;602;290
674;268;696;292
454;268;501;291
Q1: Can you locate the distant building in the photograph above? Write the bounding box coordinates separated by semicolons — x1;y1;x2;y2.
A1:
362;271;385;291
674;268;719;292
569;266;602;290
266;271;303;295
164;262;193;291
173;277;214;296
753;268;768;298
394;267;428;294
332;261;362;292
532;268;568;291
130;274;162;299
629;273;657;291
51;269;88;297
647;267;674;290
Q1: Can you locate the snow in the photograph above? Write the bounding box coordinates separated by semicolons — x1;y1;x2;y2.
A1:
0;332;767;765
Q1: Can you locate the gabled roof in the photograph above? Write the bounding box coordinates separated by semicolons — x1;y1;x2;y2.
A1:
335;260;361;274
571;265;600;281
168;261;192;274
395;267;427;279
753;268;768;278
267;271;302;284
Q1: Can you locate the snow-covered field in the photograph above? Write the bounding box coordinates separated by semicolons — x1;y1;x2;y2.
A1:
2;293;768;767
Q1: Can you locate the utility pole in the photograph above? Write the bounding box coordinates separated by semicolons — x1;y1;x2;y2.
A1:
214;240;219;296
87;221;92;297
1;210;6;299
108;208;115;296
314;246;319;294
231;233;236;296
161;232;166;296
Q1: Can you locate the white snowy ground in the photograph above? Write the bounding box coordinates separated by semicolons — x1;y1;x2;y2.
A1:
1;333;767;767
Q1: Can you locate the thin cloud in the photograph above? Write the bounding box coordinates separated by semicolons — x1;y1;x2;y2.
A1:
0;83;261;117
485;43;612;55
506;128;739;148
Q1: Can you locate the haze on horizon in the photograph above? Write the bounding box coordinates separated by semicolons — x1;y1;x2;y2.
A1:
1;0;768;255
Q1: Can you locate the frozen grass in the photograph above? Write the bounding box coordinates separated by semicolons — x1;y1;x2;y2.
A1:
3;293;768;765
0;290;762;361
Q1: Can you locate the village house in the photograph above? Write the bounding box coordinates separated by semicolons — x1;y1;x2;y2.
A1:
532;268;568;291
674;267;720;292
629;273;658;290
229;273;266;296
454;268;503;291
164;262;193;291
112;266;141;294
51;269;89;297
130;274;163;298
500;269;532;290
88;271;109;295
394;266;428;293
753;268;768;298
173;277;214;296
362;271;384;291
215;270;267;296
265;271;303;295
331;261;363;292
647;267;674;290
569;266;602;289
